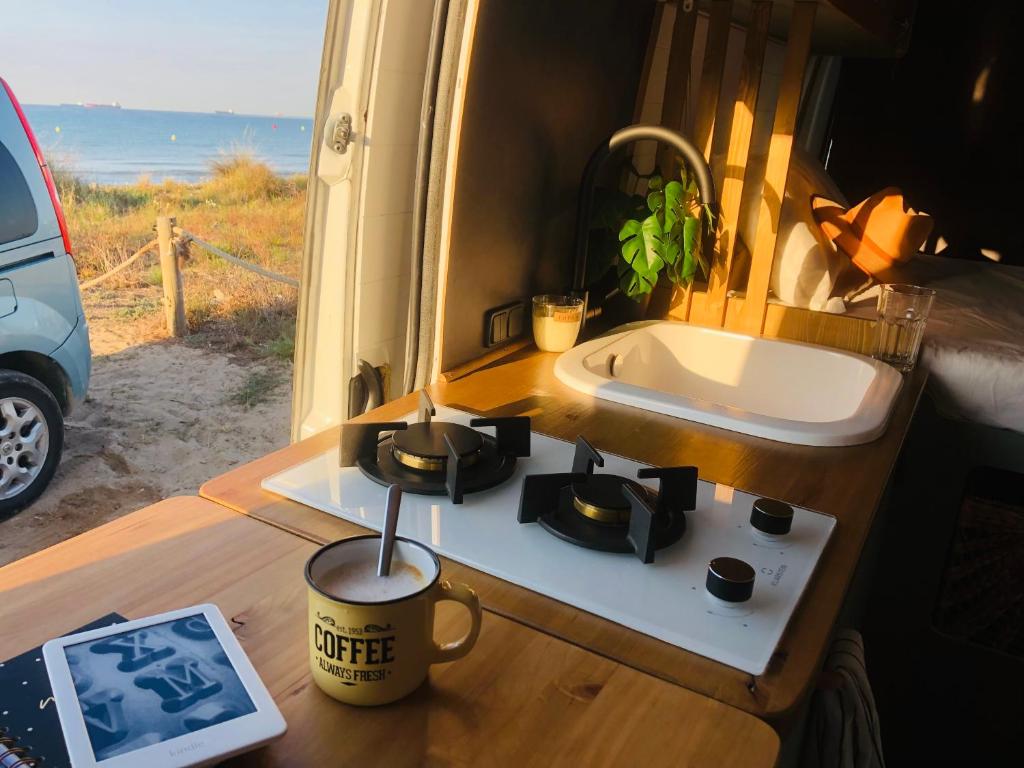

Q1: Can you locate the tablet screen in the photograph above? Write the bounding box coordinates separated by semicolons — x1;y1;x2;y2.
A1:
63;613;257;761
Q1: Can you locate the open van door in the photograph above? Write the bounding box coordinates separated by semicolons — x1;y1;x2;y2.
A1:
291;0;446;440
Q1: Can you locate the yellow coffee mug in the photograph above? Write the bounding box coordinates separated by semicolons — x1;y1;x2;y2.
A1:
305;535;482;706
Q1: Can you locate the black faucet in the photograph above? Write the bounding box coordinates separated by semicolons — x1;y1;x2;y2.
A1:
570;124;717;321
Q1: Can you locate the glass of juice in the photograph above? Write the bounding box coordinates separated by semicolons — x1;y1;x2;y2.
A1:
532;295;584;352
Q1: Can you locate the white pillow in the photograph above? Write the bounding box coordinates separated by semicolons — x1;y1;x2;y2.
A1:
770;149;849;311
737;148;850;311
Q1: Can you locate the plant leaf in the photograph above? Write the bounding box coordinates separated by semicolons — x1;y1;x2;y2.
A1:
619;268;656;300
646;188;664;218
675;215;700;285
661;229;681;266
619;217;663;274
618;213;666;300
639;215;666;276
663;180;684;233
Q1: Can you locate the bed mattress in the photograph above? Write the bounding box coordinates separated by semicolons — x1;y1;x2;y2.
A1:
847;255;1024;434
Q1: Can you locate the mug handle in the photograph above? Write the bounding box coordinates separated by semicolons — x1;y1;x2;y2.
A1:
431;579;482;663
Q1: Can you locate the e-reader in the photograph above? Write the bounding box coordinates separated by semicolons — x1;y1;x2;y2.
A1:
43;604;286;767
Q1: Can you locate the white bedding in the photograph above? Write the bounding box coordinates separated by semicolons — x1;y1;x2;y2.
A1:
847;255;1024;434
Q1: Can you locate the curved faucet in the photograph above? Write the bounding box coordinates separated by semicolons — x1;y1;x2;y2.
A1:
571;124;717;302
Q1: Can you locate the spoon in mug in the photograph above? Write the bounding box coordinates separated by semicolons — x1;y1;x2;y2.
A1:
377;484;403;577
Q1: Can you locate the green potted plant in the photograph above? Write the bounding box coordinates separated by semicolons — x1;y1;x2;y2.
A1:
588;165;713;309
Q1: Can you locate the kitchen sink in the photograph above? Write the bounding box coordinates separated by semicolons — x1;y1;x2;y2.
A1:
554;321;903;446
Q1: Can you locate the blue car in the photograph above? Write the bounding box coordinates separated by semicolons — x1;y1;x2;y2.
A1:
0;77;91;515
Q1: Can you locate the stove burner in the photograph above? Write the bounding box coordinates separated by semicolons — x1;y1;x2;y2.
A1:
392;422;483;471
518;437;697;563
340;390;530;503
571;474;651;524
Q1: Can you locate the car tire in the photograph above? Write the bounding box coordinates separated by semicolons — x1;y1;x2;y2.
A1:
0;369;64;518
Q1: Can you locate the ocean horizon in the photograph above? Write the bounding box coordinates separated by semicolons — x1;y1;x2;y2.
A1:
24;104;314;185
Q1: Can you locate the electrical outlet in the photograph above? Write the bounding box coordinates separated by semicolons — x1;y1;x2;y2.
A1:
484;301;527;348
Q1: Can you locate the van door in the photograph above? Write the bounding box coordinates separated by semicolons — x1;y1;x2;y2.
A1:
291;0;441;440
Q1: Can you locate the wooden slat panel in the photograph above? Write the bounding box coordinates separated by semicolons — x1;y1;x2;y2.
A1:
671;0;733;323
692;0;735;157
701;1;773;327
733;1;817;335
621;2;667;193
632;1;667;122
657;2;699;175
688;291;876;354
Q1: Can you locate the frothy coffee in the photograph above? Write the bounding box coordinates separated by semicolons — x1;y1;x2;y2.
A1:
319;559;427;603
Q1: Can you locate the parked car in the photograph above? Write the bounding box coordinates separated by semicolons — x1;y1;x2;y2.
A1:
0;77;90;515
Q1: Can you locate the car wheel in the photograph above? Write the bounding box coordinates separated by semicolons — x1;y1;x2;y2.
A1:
0;369;64;518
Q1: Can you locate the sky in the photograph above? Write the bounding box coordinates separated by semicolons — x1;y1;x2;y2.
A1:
0;0;328;117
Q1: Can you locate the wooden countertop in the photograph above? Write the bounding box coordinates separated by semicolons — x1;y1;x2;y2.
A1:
201;349;927;723
0;496;778;767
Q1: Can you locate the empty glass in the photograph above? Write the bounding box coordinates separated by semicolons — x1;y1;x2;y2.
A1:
532;295;584;352
873;284;936;373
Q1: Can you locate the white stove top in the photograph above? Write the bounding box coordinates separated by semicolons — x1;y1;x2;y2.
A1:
263;407;835;674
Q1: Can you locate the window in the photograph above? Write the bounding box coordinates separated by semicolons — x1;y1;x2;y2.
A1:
0;141;38;245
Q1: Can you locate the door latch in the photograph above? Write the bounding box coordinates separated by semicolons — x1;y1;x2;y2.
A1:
347;359;386;419
330;113;354;155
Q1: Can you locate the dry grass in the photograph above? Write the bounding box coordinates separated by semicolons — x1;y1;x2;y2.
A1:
229;370;286;409
56;155;305;357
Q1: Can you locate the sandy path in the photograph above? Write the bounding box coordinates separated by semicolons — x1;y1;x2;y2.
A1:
0;300;292;566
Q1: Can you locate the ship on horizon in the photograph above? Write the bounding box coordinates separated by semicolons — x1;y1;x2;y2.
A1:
83;101;122;110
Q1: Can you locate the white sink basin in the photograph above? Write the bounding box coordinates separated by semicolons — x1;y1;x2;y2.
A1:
554;321;903;446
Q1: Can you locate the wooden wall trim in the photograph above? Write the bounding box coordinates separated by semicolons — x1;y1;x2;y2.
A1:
733;1;817;335
673;0;734;323
632;1;667;123
657;3;700;175
687;290;876;354
692;0;735;156
702;0;773;327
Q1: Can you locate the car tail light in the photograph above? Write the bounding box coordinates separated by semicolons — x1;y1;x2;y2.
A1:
1;77;73;257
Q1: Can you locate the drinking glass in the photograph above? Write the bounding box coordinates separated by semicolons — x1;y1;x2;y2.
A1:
532;295;584;352
872;284;935;373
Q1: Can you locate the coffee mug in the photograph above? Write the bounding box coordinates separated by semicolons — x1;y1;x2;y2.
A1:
305;535;482;706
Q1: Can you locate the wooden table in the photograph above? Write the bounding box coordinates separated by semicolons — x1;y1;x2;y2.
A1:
201;349;927;723
0;496;778;767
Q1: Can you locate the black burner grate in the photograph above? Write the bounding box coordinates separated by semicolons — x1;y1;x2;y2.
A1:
339;390;530;504
518;436;697;563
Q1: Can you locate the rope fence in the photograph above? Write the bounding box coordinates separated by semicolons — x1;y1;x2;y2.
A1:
79;238;159;290
172;226;299;287
79;215;299;337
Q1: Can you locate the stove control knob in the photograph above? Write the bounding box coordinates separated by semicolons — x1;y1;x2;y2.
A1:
706;557;755;603
751;498;794;536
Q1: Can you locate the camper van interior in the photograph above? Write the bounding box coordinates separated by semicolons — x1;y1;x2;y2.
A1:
3;1;1023;766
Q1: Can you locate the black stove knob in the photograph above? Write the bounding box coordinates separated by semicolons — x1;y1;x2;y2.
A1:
706;557;755;603
751;498;793;536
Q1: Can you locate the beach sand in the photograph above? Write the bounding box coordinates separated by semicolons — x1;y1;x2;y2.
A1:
0;291;292;566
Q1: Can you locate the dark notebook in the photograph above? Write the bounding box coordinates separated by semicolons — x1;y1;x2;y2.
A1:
1;613;125;768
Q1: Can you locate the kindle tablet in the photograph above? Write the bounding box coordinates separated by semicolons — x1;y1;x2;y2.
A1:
43;604;286;768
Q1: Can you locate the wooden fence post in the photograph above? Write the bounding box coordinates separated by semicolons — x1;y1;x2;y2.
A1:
156;215;187;337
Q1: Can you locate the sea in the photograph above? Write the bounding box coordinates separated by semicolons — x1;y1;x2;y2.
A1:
22;104;313;185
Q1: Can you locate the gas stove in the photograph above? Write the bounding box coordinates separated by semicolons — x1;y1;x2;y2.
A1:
264;405;835;674
340;391;530;503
